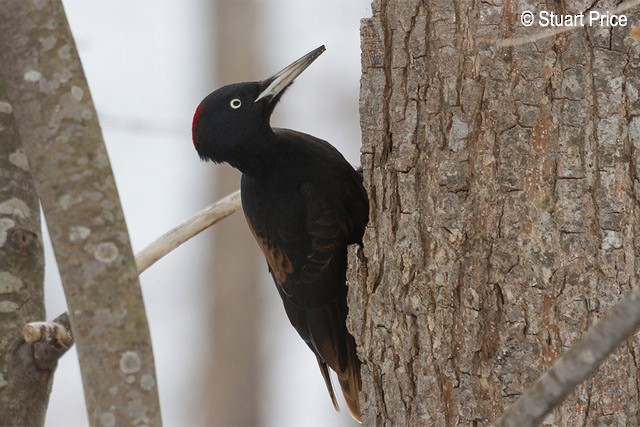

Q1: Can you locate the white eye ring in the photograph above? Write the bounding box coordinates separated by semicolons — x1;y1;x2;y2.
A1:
230;98;242;109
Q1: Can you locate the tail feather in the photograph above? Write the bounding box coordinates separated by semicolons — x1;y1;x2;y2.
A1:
316;357;340;412
337;352;362;423
282;288;362;422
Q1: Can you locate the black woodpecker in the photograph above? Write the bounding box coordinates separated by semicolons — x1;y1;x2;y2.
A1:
192;46;368;422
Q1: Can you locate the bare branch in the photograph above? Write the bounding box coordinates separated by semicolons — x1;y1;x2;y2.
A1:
136;190;241;273
22;313;73;372
496;26;573;48
23;320;73;349
24;190;242;357
492;284;640;427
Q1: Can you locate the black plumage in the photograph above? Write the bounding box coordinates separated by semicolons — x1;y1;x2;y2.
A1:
192;46;368;422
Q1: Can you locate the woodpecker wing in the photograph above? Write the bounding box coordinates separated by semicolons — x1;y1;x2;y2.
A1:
240;129;367;422
296;183;363;422
242;177;363;422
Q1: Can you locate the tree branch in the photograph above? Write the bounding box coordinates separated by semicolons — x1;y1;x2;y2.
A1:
492;284;640;427
136;190;241;274
22;313;73;371
24;190;242;356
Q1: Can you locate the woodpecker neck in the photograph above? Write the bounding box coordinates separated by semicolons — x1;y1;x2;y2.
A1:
227;125;276;177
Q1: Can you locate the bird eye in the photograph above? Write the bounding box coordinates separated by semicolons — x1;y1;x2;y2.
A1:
230;98;242;109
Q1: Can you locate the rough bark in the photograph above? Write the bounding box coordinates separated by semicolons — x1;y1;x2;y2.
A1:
493;278;640;426
352;0;640;425
0;2;161;425
0;78;51;426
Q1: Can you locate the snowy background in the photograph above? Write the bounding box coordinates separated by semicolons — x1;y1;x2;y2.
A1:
45;1;370;426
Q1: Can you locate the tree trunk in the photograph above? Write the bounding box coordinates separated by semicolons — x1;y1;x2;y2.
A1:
352;0;640;425
0;77;50;426
0;2;161;425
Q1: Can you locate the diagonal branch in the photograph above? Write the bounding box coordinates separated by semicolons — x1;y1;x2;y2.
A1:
136;190;241;273
26;190;243;349
491;284;640;427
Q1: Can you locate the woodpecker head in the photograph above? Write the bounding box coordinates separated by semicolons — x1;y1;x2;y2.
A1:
191;45;325;165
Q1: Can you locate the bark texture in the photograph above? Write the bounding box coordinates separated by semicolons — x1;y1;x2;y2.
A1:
351;0;640;425
0;79;50;425
0;2;161;425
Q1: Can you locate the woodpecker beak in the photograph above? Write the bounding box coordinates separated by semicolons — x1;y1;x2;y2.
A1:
255;45;325;103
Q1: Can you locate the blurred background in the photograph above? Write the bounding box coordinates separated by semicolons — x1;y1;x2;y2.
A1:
44;1;370;426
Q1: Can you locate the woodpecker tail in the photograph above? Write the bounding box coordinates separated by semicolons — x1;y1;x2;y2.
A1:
316;357;340;412
337;343;362;423
316;353;362;423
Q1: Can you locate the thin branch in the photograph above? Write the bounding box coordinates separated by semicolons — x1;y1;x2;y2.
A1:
491;284;640;427
25;190;243;350
22;313;73;371
23;313;73;349
497;26;573;48
136;190;241;273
